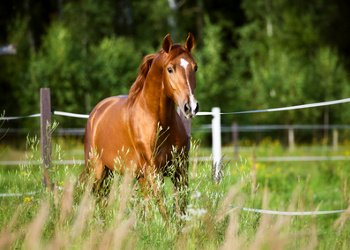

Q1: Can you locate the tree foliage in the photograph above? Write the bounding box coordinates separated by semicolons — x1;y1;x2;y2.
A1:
1;0;350;128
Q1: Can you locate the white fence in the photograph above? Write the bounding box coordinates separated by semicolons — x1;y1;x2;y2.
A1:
2;88;350;216
2;89;350;183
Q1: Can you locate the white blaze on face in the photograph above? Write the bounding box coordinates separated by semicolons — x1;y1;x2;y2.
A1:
180;58;191;95
180;58;189;69
180;58;197;116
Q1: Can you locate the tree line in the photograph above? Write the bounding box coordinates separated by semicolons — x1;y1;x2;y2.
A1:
1;0;350;130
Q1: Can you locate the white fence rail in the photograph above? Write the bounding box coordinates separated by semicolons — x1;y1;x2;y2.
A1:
1;89;350;217
2;89;350;183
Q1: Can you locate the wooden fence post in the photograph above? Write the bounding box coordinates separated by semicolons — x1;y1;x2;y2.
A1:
251;144;257;194
40;88;52;189
288;126;295;151
332;128;338;151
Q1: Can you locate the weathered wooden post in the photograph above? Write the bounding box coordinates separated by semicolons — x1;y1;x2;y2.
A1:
288;126;295;151
251;144;257;194
332;128;338;151
232;122;239;160
212;107;222;183
40;88;52;189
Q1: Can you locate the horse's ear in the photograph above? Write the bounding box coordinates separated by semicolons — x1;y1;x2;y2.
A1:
162;34;173;53
185;32;195;52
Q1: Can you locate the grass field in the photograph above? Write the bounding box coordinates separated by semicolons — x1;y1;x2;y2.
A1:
0;137;350;249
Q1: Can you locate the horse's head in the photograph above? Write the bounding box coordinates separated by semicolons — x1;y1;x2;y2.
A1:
161;33;199;119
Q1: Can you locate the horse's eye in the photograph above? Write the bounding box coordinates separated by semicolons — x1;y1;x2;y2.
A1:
194;65;198;72
167;67;174;74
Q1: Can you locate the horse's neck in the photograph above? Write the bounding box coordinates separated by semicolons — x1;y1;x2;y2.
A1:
139;68;175;126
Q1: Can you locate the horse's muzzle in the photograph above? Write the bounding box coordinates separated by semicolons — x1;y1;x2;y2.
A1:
183;98;199;119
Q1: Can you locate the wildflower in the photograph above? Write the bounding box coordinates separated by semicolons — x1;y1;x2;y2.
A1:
180;213;192;221
194;208;207;216
187;207;207;217
23;196;33;203
181;204;207;221
191;190;201;199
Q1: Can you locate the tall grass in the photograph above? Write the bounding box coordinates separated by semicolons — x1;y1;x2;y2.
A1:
0;137;350;249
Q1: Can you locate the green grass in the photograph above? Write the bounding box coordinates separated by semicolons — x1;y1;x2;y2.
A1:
0;138;350;249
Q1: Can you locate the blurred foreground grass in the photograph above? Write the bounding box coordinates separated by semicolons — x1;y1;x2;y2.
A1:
0;138;349;249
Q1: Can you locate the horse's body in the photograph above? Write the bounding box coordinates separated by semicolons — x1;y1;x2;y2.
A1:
83;33;198;216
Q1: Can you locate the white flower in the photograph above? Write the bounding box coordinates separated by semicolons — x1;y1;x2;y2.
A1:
191;190;201;199
187;207;207;217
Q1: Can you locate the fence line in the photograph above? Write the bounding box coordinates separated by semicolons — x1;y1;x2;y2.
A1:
53;111;89;119
0;113;40;121
0;160;85;166
238;207;347;216
0;186;346;217
0;187;346;217
1;90;350;183
2;124;349;136
256;156;350;162
191;156;350;162
1;89;350;217
0;191;37;198
52;97;350;118
216;97;350;115
2;154;350;167
194;124;350;133
3;96;350;120
0;128;86;136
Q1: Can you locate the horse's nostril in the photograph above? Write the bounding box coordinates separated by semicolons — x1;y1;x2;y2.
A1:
184;103;191;114
194;103;199;114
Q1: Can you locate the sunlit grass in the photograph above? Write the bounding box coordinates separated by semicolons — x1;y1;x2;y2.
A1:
0;137;350;249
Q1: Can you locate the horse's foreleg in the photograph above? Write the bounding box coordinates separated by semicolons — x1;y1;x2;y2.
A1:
138;172;168;221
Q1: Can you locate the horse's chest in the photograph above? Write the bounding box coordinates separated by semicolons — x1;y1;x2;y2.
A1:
131;119;188;168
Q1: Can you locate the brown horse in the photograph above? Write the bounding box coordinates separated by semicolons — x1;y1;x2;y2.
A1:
83;33;199;217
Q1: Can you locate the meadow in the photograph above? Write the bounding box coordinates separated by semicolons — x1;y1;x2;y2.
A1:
0;137;350;249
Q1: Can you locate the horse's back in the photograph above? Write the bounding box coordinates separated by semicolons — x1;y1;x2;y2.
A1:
89;95;127;118
86;95;127;132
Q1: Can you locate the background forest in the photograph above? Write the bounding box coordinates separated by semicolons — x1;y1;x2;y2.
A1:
1;0;350;129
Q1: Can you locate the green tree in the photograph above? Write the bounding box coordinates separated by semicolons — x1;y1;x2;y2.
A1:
130;0;172;45
89;37;141;108
28;23;86;115
195;17;233;124
230;0;350;126
306;47;350;124
28;23;142;118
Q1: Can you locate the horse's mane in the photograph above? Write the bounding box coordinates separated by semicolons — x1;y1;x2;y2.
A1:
128;53;156;103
